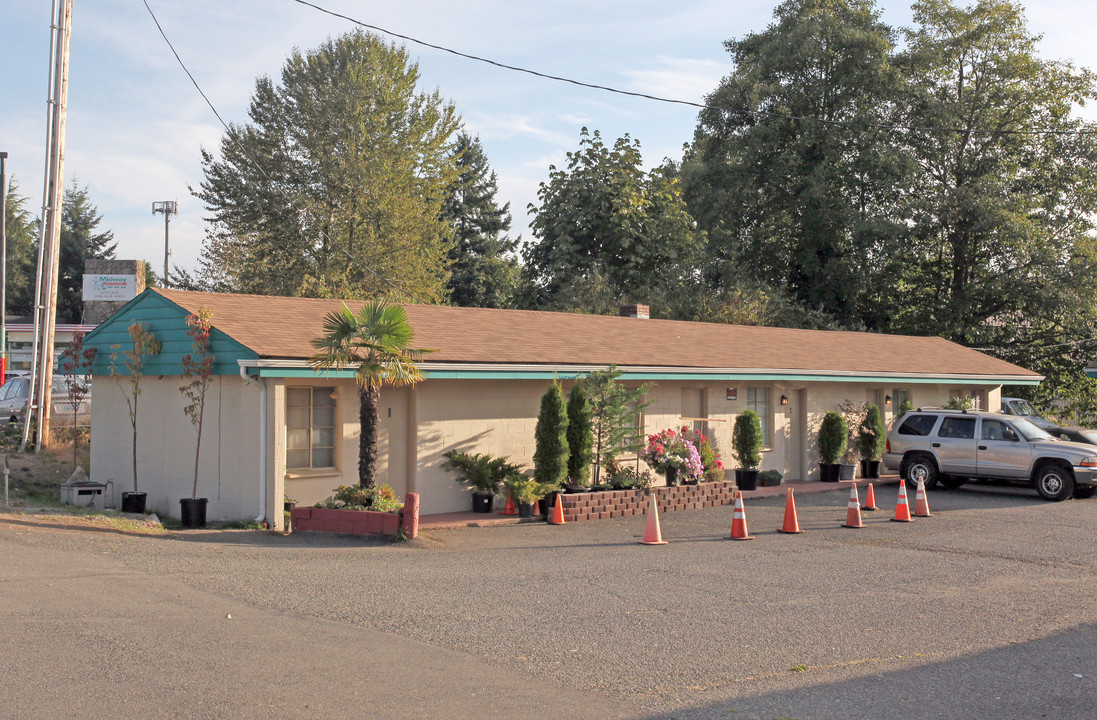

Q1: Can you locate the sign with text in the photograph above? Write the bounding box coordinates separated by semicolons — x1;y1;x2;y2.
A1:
726;387;737;401
83;274;138;301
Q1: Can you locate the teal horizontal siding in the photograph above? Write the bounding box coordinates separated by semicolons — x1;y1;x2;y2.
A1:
85;290;257;376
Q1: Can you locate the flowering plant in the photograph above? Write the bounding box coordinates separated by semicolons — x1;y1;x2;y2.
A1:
678;426;724;482
641;428;704;482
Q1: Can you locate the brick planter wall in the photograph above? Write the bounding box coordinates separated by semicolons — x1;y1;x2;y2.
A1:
290;492;419;539
557;480;738;522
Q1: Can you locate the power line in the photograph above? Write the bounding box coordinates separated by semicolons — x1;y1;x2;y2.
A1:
140;0;431;304
291;0;1097;138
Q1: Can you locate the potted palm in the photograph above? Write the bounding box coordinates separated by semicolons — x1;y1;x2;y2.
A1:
817;411;847;482
857;403;886;479
178;306;214;529
443;450;523;512
108;321;161;514
732;409;763;491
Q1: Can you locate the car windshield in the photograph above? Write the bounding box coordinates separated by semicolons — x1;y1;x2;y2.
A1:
1011;399;1037;415
1010;417;1051;442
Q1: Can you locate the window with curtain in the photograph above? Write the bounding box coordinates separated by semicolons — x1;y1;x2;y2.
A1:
747;387;770;446
286;386;336;470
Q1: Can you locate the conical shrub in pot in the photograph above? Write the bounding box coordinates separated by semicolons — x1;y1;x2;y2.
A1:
732;409;763;491
857;404;886;479
817;411;848;482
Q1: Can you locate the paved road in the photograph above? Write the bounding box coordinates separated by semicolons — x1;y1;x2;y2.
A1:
3;482;1097;719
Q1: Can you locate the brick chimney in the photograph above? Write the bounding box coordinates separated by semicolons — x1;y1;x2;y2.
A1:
619;304;650;319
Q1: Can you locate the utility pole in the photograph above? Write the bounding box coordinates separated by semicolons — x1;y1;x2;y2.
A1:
152;200;177;288
1;151;8;384
24;0;73;452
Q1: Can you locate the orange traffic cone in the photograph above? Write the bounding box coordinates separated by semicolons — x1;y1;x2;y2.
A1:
500;492;517;516
639;493;668;545
548;492;566;525
914;479;932;517
892;479;913;522
862;482;878;511
841;484;864;528
729;491;755;540
777;488;803;534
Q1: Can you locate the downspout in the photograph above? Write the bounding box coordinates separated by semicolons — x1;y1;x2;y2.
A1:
240;365;267;525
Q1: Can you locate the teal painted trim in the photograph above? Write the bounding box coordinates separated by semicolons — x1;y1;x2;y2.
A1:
259;368;357;379
85;290;258;376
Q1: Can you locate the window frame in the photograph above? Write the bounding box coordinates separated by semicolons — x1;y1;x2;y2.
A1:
285;385;338;474
746;387;771;447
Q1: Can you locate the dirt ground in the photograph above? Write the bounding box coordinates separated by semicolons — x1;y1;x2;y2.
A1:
0;431;166;534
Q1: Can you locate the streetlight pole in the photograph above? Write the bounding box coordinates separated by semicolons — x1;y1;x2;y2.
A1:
152;200;177;288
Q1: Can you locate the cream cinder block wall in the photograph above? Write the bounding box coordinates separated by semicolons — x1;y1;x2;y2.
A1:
90;375;263;522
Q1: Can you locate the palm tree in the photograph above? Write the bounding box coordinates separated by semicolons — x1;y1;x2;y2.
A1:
308;302;429;487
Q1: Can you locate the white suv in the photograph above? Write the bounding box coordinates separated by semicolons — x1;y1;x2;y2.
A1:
884;409;1097;501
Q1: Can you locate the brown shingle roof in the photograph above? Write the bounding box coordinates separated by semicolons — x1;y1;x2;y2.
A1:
152;288;1040;380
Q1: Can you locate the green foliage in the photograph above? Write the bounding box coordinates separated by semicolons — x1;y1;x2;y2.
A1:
533;382;569;487
504;475;545;505
818;412;849;465
566;384;594;485
443;450;523;495
308;301;428;488
317;483;403;512
521;128;705;315
58;182;117;323
194;29;461;301
605;464;655;491
578;366;652;484
897;398;914;420
685;0;905;327
3;181;41;317
759;469;783;485
944;396;976;411
732;410;763;470
442;133;521;308
857;404;886;461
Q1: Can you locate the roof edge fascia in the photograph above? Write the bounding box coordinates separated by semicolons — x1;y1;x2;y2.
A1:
239;360;1041;385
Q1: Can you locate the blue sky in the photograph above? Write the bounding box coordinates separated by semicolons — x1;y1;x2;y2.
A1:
4;1;1096;278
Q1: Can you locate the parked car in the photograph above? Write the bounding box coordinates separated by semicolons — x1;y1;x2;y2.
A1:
0;374;91;426
884;409;1097;501
999;396;1058;430
1050;426;1097;447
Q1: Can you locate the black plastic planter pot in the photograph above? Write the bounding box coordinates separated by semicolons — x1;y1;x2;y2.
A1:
179;497;208;529
518;502;534;518
471;492;494;513
121;492;147;514
542;490;561;519
735;469;759;491
859;460;881;479
819;463;841;482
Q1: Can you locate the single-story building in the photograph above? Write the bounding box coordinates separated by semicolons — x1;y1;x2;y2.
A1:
83;289;1042;528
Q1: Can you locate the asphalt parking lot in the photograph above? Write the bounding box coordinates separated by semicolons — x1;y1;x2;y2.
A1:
3;482;1097;719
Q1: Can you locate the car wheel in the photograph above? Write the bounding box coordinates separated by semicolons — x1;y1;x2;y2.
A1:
1072;485;1097;499
1034;462;1075;502
940;476;966;490
904;454;938;490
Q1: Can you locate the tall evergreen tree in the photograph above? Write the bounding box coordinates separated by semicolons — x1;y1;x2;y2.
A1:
566;383;594;485
442;133;520;308
684;0;908;327
533;381;569;488
2;180;39;317
195;30;461;302
58;181;117;323
522;128;705;317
